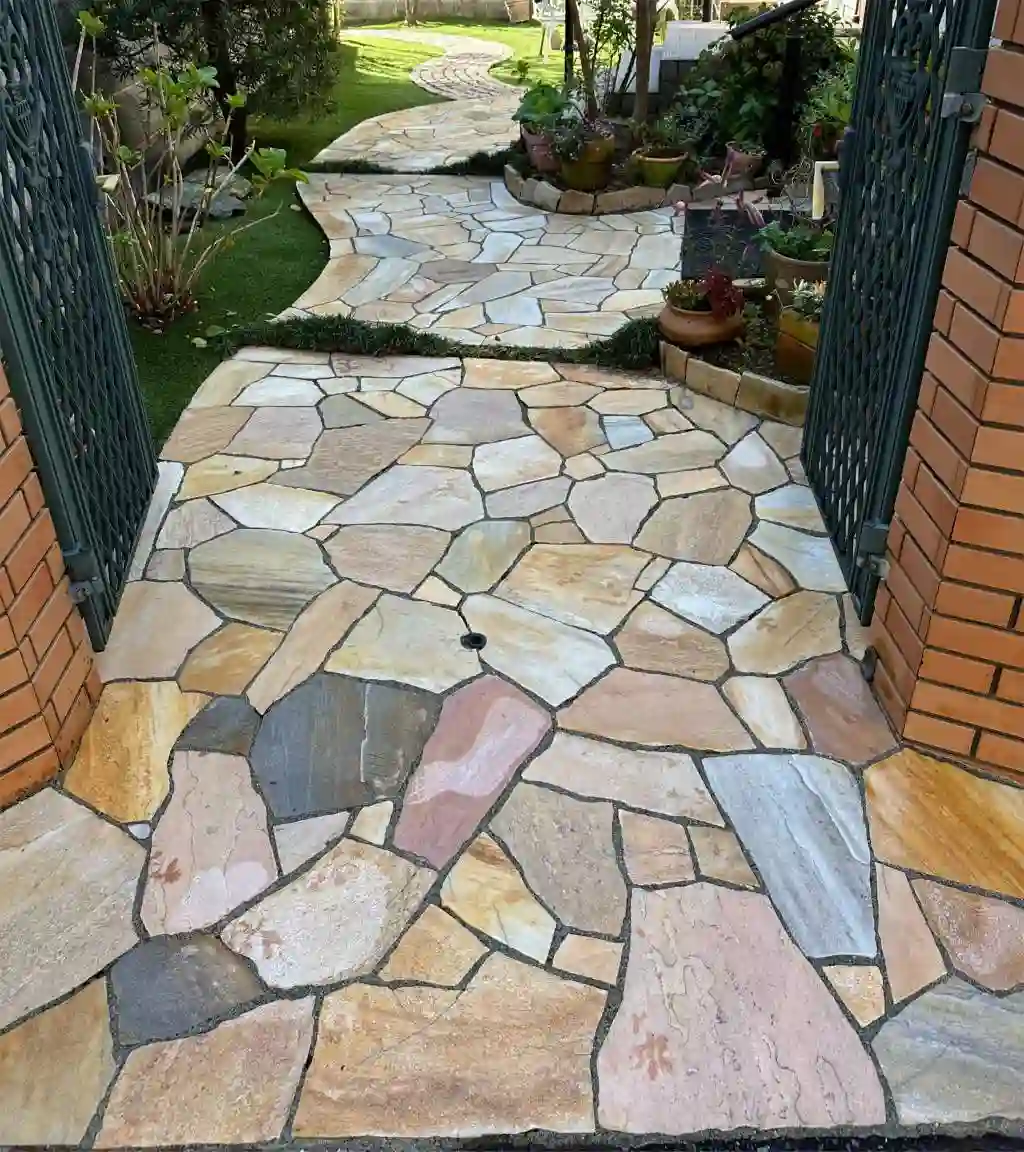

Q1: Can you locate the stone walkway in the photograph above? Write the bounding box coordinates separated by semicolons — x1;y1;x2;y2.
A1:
293;174;677;346
314;32;520;171
3;350;1024;1144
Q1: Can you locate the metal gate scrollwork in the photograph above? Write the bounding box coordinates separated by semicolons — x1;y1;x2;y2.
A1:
0;0;156;648
802;0;998;624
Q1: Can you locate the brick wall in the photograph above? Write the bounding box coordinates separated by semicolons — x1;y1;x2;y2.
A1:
0;364;100;808
871;0;1024;776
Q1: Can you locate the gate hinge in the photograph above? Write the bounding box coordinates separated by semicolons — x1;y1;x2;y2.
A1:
63;547;104;604
941;47;988;123
855;520;891;578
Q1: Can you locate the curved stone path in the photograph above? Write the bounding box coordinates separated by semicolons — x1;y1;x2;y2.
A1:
314;31;521;171
4;344;1024;1143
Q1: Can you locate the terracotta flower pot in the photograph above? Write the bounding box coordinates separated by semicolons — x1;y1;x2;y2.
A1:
726;142;765;179
633;148;686;188
764;247;830;307
658;303;745;348
521;127;558;174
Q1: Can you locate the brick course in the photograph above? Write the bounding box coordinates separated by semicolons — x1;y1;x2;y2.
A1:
872;10;1024;777
0;364;98;809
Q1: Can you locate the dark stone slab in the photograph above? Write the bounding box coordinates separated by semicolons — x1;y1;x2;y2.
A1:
250;673;441;819
418;260;496;285
320;394;385;429
110;935;266;1045
175;696;261;757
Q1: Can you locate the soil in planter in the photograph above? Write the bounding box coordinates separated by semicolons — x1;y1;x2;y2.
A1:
690;301;804;389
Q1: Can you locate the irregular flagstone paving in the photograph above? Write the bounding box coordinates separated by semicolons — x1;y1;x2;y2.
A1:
5;350;1024;1144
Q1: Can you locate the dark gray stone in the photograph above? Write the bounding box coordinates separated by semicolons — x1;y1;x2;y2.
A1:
175;696;261;756
110;935;265;1045
418;259;496;285
250;673;441;819
320;394;385;429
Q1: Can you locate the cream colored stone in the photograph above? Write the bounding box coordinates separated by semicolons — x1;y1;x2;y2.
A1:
274;812;351;873
356;391;428;418
635;556;670;592
616;602;729;681
553;935;623;985
823;965;886;1026
589;389;667;416
729;592;842;674
565;452;604;480
98;581;219;681
635;489;751;564
877;863;947;1004
463;359;560;389
473;435;562;492
730;543;797;598
66;681;208;822
656;467;726;498
722;677;807;749
179;623;282;695
603;431;725;475
326;524;449;592
379;905;488;986
518;382;599;407
212;483;338;532
350;801;394;845
191;359;271;408
414;575;463;606
689;825;758;888
401;444;473;467
568;473;657;544
619;810;695;886
156;498;235;550
178;457;279;502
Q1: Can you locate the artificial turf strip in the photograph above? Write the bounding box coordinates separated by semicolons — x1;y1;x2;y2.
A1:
225;315;662;371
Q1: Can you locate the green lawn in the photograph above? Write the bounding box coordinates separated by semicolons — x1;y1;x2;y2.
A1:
130;36;443;444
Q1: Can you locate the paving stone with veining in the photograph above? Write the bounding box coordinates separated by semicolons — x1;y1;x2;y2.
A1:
462;595;615;706
553;935;623;985
326;525;449;592
866;749;1024;899
730;542;797;597
247;581;380;712
175;696;261;756
0;978;115;1144
636;489;751;563
651;561;767;633
526;732;723;824
0;790;143;1029
211;483;338;530
66;681;208;822
530;406;605;456
328;465;483;530
616;602;729;681
559;668;753;752
598;885;886;1133
568;473;657;544
437;520;530;592
379;904;488;986
590;388;667;416
225;406;322;459
190;529;335;630
99;581;220;680
236;376;323;406
110;936;266;1046
473;435;562;492
251;673;440;819
349;801;393;845
156;498;235;549
394;676;550;869
785;654;895;763
760;421;805;458
689;825;758;888
191;359;271;407
872;979;1024;1123
496;544;647;634
146;548;186;580
749;522;846;592
728;592;841;674
602;430;725;474
425;388;529;444
162;407;252;464
491;783;625;935
464;358;561;389
326;594;479;691
441;834;555;961
619;810;695;886
96;998;314;1146
703;754;874;957
755;484;825;532
722;676;806;749
914;878;1024;991
876;863;947;1003
823;965;885;1026
402;443;473;467
320;393;385;428
274;812;350;873
603;415;654;449
222;839;434;987
179;623;282;695
485;476;571;518
720;432;788;494
293;953;604;1137
142;751;277;935
273;421;429;496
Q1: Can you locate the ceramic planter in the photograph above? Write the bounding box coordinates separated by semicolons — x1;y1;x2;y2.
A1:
764;247;830;307
559;136;614;192
658;302;745;348
725;142;765;179
633;148;686;188
775;307;820;386
521;126;559;174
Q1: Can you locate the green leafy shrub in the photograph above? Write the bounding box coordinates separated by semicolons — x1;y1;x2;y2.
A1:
758;221;834;262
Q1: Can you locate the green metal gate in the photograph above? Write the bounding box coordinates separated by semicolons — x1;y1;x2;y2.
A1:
0;0;156;648
803;0;998;624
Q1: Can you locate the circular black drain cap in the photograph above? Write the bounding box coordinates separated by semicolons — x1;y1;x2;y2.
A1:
460;632;487;651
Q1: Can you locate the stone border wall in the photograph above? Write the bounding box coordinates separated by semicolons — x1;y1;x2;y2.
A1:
505;165;692;215
870;0;1024;777
0;364;100;808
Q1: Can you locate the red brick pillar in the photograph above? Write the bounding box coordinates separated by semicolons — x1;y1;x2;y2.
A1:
0;364;100;808
871;0;1024;776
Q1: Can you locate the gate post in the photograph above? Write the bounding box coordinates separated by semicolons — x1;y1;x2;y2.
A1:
0;363;100;808
871;0;1024;776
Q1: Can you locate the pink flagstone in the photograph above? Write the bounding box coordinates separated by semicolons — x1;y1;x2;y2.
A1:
393;676;551;868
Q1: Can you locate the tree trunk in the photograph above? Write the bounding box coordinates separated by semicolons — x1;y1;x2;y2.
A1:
405;0;419;25
633;0;655;128
200;0;247;161
566;0;598;117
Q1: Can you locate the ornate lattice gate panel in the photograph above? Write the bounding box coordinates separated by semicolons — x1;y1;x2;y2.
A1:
0;0;156;648
803;0;997;624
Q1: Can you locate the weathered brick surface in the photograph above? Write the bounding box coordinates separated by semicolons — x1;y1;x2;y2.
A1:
0;365;96;809
872;22;1024;776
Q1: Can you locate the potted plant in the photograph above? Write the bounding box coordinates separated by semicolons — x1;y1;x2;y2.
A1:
776;278;825;385
633;113;689;188
725;137;766;179
800;58;855;160
758;220;834;305
658;269;746;348
552;115;615;192
512;82;567;174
